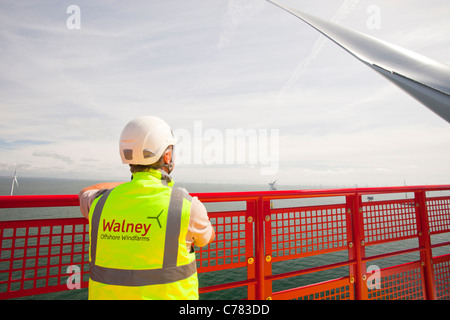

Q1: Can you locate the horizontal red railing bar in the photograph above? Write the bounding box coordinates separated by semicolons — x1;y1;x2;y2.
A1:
426;196;450;202
0;195;80;209
433;253;450;264
431;230;450;236
194;185;450;200
1;283;87;300
267;259;355;282
270;202;347;211
363;260;423;276
1;184;449;208
362;246;424;262
199;279;257;294
0;216;87;227
431;241;450;249
272;276;353;300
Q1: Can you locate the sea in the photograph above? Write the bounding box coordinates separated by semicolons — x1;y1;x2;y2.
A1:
1;176;449;300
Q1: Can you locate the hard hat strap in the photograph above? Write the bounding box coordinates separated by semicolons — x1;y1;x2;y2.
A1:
163;146;175;174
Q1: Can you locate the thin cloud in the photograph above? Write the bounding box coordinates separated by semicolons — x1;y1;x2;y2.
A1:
32;150;74;164
275;0;360;102
218;0;267;49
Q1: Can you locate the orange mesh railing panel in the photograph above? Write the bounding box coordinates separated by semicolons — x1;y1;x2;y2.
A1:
195;210;252;272
272;277;353;300
364;261;426;300
362;199;418;245
0;218;89;299
433;254;450;300
427;197;450;234
269;204;348;262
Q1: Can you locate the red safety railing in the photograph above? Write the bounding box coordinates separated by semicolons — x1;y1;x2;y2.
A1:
1;185;449;300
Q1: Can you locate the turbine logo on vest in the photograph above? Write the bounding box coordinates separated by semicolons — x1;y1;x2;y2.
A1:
147;209;164;228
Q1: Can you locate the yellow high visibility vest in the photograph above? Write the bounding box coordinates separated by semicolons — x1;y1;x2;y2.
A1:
88;170;198;300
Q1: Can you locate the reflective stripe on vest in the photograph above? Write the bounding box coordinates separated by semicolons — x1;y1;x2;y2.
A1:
89;187;196;286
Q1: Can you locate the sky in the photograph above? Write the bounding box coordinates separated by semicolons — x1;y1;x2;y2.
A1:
1;0;449;188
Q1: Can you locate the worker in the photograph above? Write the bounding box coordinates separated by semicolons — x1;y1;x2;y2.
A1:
79;116;215;300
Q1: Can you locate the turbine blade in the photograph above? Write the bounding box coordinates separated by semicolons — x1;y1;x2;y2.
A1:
267;0;450;123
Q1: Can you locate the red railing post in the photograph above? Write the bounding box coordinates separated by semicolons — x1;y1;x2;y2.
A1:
415;190;436;300
347;193;366;300
262;198;272;300
254;196;266;300
246;200;257;300
253;196;272;300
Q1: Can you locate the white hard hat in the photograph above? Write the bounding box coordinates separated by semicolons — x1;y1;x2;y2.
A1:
119;116;176;165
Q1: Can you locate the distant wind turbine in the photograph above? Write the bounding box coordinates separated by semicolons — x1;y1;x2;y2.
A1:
269;180;277;190
10;165;19;196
